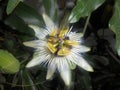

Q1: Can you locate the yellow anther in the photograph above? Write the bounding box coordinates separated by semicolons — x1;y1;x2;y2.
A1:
64;40;78;46
47;42;57;54
59;28;69;38
50;29;58;36
57;46;70;56
53;42;59;47
47;37;58;43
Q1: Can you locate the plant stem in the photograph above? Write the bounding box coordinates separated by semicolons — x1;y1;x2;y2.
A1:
83;14;91;35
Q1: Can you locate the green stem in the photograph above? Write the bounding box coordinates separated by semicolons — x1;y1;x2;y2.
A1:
83;14;91;35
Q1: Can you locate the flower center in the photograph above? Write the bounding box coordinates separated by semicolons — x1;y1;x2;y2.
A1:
46;28;78;56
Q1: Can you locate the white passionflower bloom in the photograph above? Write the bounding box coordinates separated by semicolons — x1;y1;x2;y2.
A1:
24;14;93;86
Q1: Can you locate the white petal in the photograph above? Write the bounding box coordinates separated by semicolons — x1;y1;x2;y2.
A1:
77;56;93;72
68;32;83;42
42;13;56;31
29;24;40;32
29;25;43;38
67;52;93;72
46;59;56;80
26;56;43;68
23;40;45;48
26;49;51;68
72;45;90;53
23;40;37;48
79;45;90;52
57;58;71;86
66;59;76;70
29;24;48;39
26;53;47;68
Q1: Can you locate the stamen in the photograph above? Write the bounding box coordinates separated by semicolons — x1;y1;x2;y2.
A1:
64;40;78;46
46;29;78;56
47;42;57;54
58;28;69;38
49;29;58;36
57;46;70;56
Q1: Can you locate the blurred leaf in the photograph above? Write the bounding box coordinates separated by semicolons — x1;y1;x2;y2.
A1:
12;70;37;90
109;0;120;56
5;14;35;41
93;55;109;66
4;38;15;51
69;0;105;23
77;70;92;90
43;0;58;22
0;6;3;20
36;71;46;83
0;49;20;74
6;0;22;15
22;70;37;90
15;2;44;26
0;74;6;83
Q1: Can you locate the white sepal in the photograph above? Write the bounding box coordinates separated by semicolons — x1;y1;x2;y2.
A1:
46;59;56;80
57;59;71;86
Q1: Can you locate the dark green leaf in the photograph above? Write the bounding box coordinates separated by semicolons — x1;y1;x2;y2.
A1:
77;70;92;90
15;2;44;26
5;14;35;41
109;0;120;56
69;0;105;23
6;0;22;15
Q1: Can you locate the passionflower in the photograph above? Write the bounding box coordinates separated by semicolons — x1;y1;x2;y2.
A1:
24;14;93;86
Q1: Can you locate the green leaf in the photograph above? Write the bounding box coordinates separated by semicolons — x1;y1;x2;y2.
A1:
69;0;105;23
0;49;20;74
15;2;44;26
5;14;34;36
109;0;120;56
5;14;35;41
6;0;22;15
43;0;58;22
